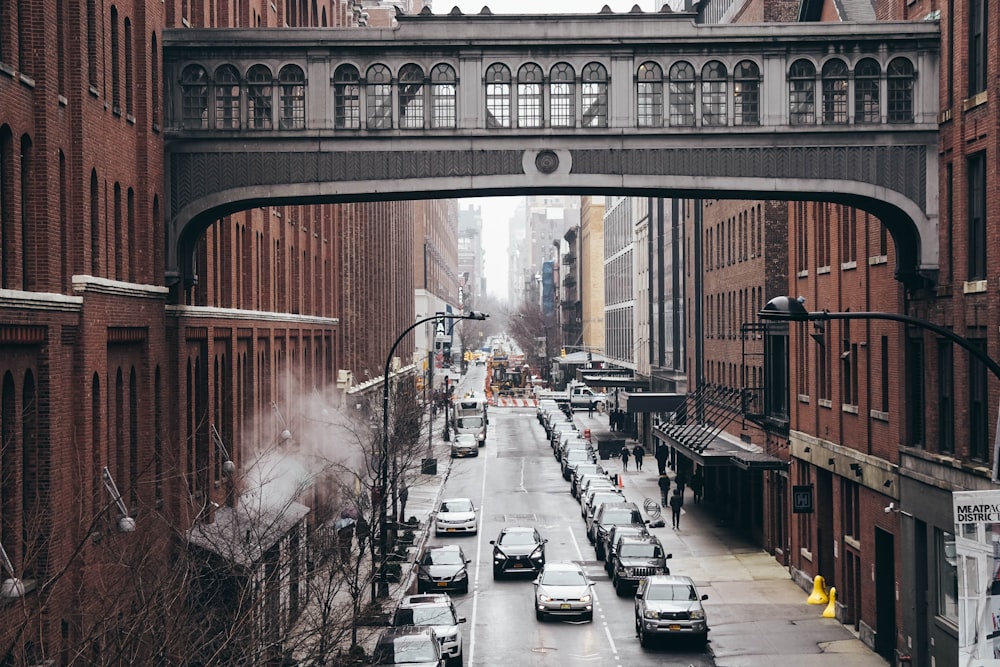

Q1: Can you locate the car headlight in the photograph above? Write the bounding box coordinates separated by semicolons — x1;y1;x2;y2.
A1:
580;594;592;603
538;594;553;602
530;546;544;559
644;609;659;619
417;570;431;580
454;570;468;580
690;609;705;620
477;433;485;441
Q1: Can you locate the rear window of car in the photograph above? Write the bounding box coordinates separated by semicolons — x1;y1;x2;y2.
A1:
600;508;640;524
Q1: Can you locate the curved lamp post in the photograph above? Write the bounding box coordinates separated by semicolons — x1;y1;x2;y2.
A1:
374;310;488;600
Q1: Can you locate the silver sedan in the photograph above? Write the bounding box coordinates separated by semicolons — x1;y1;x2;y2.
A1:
533;562;594;622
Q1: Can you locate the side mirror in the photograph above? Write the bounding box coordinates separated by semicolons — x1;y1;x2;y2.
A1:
532;578;540;585
459;617;467;623
644;519;650;524
489;540;496;545
466;559;472;564
666;553;673;559
635;592;644;599
542;538;549;544
701;594;709;601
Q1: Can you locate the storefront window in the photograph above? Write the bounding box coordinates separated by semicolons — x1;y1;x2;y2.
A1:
938;529;958;622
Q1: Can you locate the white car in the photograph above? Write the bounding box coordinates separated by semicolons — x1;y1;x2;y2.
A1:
450;434;478;458
533;562;594;622
435;497;479;536
393;593;466;666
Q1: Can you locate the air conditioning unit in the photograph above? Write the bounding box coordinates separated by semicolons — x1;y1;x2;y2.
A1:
337;369;355;388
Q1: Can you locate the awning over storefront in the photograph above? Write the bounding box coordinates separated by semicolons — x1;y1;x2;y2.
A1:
581;374;646;389
653;425;787;470
619;392;686;413
551;351;614;365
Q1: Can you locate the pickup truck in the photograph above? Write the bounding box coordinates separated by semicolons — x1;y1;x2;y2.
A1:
536;384;608;412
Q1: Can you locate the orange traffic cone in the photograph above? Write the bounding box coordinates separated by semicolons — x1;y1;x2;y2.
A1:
617;473;624;489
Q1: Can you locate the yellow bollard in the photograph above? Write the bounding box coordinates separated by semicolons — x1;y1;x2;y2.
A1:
822;587;837;618
807;574;829;605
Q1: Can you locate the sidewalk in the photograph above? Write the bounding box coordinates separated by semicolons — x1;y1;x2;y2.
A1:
572;411;889;667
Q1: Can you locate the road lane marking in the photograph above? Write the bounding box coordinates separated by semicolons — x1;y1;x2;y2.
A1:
467;437;490;666
567;521;620;663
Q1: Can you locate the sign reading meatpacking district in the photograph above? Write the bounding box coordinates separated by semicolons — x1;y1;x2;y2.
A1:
953;490;1000;666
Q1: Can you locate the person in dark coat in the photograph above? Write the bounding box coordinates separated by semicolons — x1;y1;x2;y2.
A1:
668;488;685;529
619;445;631;471
690;470;704;505
632;444;645;471
675;469;688;496
655;442;669;475
658;473;671;506
398;482;409;521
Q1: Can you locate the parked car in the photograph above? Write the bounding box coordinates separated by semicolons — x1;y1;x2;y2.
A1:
591;502;646;559
584;498;627;542
416;545;471;594
570;463;608;498
393;594;466;666
561;448;595;480
435;498;479;536
372;626;446;666
533;562;594;622
602;524;652;575
610;536;671;595
582;489;625;522
450;434;478;458
490;526;547;579
634;574;710;647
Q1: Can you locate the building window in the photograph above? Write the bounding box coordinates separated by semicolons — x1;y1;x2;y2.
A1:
797;461;813;553
842;321;858;407
668;61;695;127
151;35;160;127
517;63;543;128
937;340;953;454
887;58;914;123
55;0;67;93
398;63;425;129
247;64;273;130
796;323;808;397
788;59;816;125
485;63;511;128
18;135;30;291
969;339;989;461
333;65;360;129
278;65;305;130
181;65;209;129
841;207;857;264
111;7;121;112
936;530;958;622
821;59;848;124
967;152;986;280
880;336;890;412
215;65;241;129
842;480;859;539
0;127;12;290
366;64;392;129
905;337;924;446
549;62;575;128
733;60;760;125
430;64;457;129
764;322;789;421
581;62;608;128
87;0;98;88
854;58;880;123
817;324;830;401
636;61;663;128
701;61;727;126
817;204;830;268
124;18;133;116
969;0;988;95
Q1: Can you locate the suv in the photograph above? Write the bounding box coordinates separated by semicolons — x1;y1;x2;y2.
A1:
490;526;547;578
591;502;646;560
393;594;466;666
634;575;709;648
610;536;671;595
602;524;651;574
372;626;446;666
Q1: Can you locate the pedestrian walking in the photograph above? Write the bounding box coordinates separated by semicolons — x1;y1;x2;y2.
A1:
658;473;671;506
669;488;684;529
398;482;410;522
632;443;645;471
655;442;669;475
675;469;688;496
620;445;631;471
690;470;704;505
355;516;370;551
588;400;594;417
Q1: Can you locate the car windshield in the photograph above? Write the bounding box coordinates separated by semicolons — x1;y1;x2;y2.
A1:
373;637;439;664
457;417;483;429
395;605;456;626
440;500;473;513
499;531;537;546
566;449;589;460
423;550;464;565
541;569;587;586
619;544;661;558
646;583;698;601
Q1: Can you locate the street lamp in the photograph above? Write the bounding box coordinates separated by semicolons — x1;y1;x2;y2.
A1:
374;310;488;600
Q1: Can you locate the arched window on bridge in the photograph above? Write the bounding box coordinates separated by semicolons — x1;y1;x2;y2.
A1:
430;64;457;129
247;64;273;130
398;64;425;129
517;63;543;128
821;59;848;124
333;65;360;129
485;63;511;128
854;58;880;124
181;64;209;129
636;61;663;128
887;57;914;124
788;59;816;125
668;61;695;127
701;61;727;127
549;63;575;128
279;65;305;130
581;62;608;128
366;64;393;129
733;60;760;126
215;64;241;129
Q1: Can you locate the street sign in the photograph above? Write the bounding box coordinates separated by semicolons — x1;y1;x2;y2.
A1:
792;485;814;514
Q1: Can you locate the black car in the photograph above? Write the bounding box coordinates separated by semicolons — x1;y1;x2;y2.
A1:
591;502;646;560
416;545;471;594
610;535;672;595
490;526;547;578
602;524;651;574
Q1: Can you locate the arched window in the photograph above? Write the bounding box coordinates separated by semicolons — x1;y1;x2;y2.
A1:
181;64;208;129
701;61;727;126
278;64;305;129
788;59;816;124
398;63;425;129
549;63;575;128
333;65;360;129
19;134;31;291
821;59;848;124
151;34;160;127
247;64;273;129
733;60;760;125
668;61;695;126
124;18;133;116
111;7;120;111
581;62;608;127
0;126;13;289
636;61;663;127
86;0;98;87
485;63;511;128
517;63;543;128
430;64;457;129
215;64;240;129
854;58;880;124
366;64;392;129
887;58;914;123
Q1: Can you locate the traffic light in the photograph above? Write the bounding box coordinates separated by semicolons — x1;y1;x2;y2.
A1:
561;348;566;357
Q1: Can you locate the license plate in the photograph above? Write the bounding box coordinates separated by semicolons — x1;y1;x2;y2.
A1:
512;563;524;568
437;582;449;587
560;604;571;609
668;624;681;631
447;528;457;532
